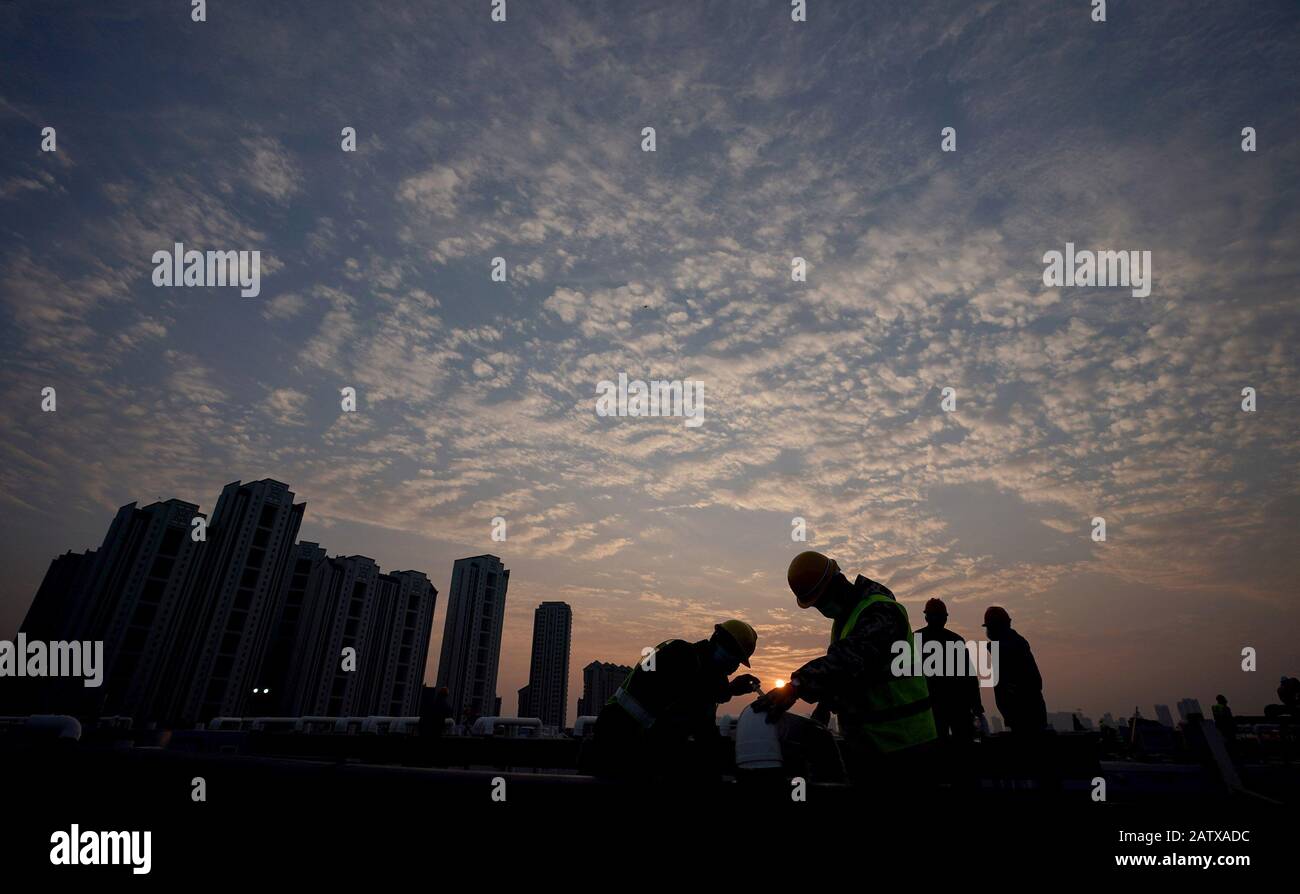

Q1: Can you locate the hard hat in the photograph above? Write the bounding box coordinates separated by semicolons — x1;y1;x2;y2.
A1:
788;551;839;608
923;598;947;616
715;619;757;667
983;606;1011;627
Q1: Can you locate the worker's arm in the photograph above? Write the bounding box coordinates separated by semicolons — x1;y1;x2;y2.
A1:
724;674;761;700
959;639;984;713
999;636;1043;697
993;635;1025;695
788;601;907;704
1024;647;1044;693
711;673;734;704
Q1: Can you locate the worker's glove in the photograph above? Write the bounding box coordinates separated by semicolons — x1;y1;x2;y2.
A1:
752;682;800;723
811;703;832;726
728;674;761;696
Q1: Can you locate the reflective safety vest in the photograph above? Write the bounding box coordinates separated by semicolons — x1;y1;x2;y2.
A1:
833;593;938;753
605;640;675;730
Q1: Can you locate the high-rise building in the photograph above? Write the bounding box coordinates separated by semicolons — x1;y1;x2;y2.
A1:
261;541;329;715
576;660;632;718
1176;698;1204;724
166;479;304;723
298;555;384;716
521;602;571;728
370;570;437;716
1154;704;1175;728
19;500;206;720
435;555;509;722
17;478;438;726
20;549;98;642
257;550;437;718
91;500;207;720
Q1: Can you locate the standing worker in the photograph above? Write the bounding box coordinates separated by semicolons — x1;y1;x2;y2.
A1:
919;598;984;744
1277;676;1300;714
1212;694;1236;740
982;606;1046;734
753;551;937;784
593;620;760;781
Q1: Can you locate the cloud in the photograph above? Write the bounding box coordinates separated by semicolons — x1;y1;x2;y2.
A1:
263;292;306;320
1;0;1297;720
262;387;311;426
240;136;302;202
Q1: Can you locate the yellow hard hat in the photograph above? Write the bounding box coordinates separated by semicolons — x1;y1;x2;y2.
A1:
715;619;757;666
788;551;839;608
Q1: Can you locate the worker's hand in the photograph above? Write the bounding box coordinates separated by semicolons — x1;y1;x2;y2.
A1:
752;682;799;723
811;703;832;726
728;674;761;696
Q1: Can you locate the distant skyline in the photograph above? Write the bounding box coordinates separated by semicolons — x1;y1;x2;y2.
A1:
2;2;1299;723
14;477;1291;724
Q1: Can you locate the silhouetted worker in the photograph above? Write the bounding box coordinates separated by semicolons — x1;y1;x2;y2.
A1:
1211;694;1236;739
593;620;760;781
919;597;984;744
753;552;936;785
982;606;1046;733
419;686;453;738
1279;676;1300;712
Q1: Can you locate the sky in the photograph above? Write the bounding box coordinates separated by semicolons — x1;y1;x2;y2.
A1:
1;0;1298;724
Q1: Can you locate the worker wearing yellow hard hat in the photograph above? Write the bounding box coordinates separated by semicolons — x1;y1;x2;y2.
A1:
715;619;758;667
753;551;937;784
592;619;761;781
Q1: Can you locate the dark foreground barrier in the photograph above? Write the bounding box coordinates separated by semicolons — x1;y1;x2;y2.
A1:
0;739;1291;879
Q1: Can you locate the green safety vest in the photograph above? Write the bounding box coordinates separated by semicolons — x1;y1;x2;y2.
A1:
833;593;938;753
605;640;674;729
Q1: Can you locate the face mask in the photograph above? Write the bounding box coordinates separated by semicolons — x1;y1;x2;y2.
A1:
815;592;842;619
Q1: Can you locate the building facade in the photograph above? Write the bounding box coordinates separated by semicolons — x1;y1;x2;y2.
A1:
370;569;438;717
165;479;305;723
434;555;509;722
521;602;572;729
576;660;632;719
16;479;440;726
19;499;205;719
